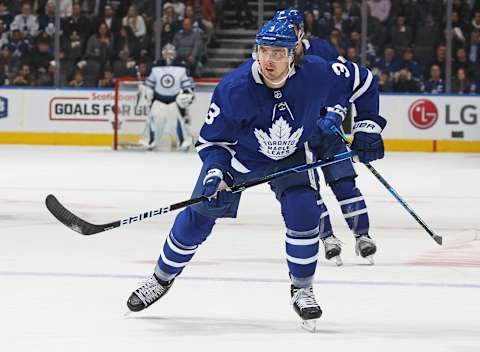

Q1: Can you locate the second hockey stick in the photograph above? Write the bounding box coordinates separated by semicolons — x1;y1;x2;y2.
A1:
46;150;354;236
332;127;442;245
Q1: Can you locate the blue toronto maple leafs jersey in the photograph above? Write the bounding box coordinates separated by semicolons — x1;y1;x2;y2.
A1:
303;37;339;61
195;57;356;174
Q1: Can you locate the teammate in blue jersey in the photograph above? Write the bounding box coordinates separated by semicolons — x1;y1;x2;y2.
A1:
126;20;386;330
273;8;339;61
274;8;383;265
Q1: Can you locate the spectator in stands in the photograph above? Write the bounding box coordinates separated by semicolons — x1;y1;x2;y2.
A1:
344;0;361;23
96;4;121;36
173;17;203;75
98;68;114;87
324;3;353;36
431;44;446;77
469;30;480;80
328;28;347;56
451;10;469;52
164;0;186;20
453;0;471;25
378;70;394;92
453;47;471;77
367;0;391;23
423;64;445;93
69;69;85;86
399;47;421;79
452;67;473;93
61;30;81;78
35;60;57;86
39;1;61;36
64;3;91;45
84;22;112;85
0;19;8;47
161;5;180;46
390;15;413;56
374;47;400;77
472;11;480;31
393;67;420;92
11;63;32;86
26;36;53;72
112;26;138;77
48;0;72;18
0;2;13;29
184;4;203;33
304;11;320;37
345;46;359;63
199;0;216;34
122;5;146;41
10;2;39;39
6;29;29;73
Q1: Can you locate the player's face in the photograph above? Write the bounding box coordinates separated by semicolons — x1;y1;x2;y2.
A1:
258;46;290;82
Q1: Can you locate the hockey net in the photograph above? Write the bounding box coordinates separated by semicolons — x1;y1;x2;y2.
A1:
113;77;149;150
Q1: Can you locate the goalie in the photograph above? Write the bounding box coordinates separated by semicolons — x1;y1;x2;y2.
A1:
138;44;195;151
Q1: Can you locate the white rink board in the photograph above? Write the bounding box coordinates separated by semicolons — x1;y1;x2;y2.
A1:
0;146;480;352
1;86;479;141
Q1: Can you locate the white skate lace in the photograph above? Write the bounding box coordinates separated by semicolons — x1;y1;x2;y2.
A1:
136;276;167;306
323;236;342;247
292;287;319;310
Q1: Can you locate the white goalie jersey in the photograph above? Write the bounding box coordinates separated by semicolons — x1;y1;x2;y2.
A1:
144;66;195;102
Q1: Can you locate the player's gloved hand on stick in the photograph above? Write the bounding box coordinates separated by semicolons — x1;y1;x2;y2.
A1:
351;113;387;164
316;110;343;135
308;116;344;160
201;169;235;210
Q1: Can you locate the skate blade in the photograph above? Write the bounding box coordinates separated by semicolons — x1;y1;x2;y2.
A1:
330;255;343;266
301;319;319;333
123;310;133;317
364;255;375;265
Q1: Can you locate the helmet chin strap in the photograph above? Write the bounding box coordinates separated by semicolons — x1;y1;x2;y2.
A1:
258;56;294;88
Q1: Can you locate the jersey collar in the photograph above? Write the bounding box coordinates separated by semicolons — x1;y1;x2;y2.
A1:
250;60;297;85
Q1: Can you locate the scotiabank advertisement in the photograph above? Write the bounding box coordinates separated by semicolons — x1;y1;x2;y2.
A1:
380;95;480;141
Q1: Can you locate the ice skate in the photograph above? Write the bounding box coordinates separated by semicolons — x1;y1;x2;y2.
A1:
127;274;173;312
355;235;377;264
291;285;322;333
321;235;343;266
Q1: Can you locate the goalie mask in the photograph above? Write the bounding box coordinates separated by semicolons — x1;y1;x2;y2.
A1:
162;44;177;66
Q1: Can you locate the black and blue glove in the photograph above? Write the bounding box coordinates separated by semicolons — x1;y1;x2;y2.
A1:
308;112;344;160
351;113;387;164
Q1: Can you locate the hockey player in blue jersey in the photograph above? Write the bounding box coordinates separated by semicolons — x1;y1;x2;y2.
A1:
126;20;386;330
275;8;382;265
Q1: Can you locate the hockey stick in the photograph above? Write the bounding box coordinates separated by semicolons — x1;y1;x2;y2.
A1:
332;127;443;245
46;150;354;236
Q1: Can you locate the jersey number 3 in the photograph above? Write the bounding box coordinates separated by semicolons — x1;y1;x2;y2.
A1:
331;63;350;78
206;102;220;125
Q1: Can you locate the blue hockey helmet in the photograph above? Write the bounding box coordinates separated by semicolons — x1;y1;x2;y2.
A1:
255;20;298;51
273;8;304;28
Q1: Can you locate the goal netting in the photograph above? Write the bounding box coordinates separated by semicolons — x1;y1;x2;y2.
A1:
113;77;149;150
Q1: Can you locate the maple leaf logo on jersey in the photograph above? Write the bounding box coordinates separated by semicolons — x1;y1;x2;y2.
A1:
254;117;303;160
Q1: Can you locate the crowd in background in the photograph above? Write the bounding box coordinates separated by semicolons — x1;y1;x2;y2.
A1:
0;0;479;94
290;0;480;94
0;0;217;87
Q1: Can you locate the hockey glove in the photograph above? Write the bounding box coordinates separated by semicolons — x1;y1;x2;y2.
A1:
316;110;343;135
176;92;195;109
351;113;387;164
308;118;344;160
201;169;235;210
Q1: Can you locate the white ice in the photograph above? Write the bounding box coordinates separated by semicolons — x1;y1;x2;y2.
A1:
1;145;480;352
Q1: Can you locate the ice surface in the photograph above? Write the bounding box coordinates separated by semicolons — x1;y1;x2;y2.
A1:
1;145;480;352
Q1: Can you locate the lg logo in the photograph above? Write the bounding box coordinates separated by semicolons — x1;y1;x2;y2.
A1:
408;99;438;129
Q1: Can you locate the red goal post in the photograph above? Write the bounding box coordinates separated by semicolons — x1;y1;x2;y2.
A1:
113;77;149;150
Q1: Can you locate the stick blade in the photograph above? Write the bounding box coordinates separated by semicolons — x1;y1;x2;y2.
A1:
45;194;116;235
